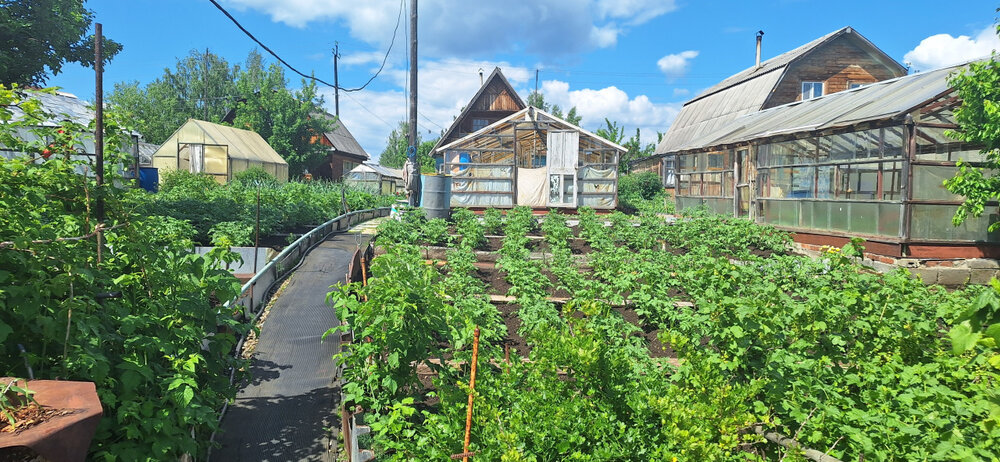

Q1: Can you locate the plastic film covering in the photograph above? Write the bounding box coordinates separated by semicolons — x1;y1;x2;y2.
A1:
450;165;514;207
579;165;617;208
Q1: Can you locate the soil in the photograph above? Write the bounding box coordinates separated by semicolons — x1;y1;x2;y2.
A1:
612;306;676;359
484;236;538;252
496;303;531;357
476;266;512;295
0;403;78;435
540;270;572;299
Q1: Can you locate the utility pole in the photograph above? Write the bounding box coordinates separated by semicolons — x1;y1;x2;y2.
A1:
95;23;104;221
408;0;418;152
333;42;340;117
204;48;210;120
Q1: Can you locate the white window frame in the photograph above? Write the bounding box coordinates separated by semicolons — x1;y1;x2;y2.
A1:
801;81;824;100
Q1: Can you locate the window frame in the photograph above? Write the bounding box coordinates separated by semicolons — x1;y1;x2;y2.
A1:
801;81;824;100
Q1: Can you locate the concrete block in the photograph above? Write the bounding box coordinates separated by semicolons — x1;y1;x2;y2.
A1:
969;269;998;285
896;258;920;268
937;268;971;286
909;268;938;285
966;259;1000;269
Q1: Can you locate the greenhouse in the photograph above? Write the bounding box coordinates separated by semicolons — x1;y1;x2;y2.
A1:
344;162;403;195
662;62;995;258
151;118;289;183
435;106;624;209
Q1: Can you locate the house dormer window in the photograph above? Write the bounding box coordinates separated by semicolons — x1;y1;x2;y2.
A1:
801;81;824;100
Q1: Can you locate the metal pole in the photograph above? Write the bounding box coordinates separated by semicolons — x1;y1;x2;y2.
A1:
408;0;418;150
94;23;104;221
333;43;340;117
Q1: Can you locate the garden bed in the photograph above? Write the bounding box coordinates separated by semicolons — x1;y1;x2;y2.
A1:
332;206;998;461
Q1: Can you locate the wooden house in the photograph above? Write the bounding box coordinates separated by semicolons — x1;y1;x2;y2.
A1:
310;111;369;181
431;67;526;154
638;28;995;259
635;27;907;192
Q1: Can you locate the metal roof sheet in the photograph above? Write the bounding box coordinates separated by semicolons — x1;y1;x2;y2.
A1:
351;162;402;179
656;26;905;156
8;91;94;126
671;63;963;152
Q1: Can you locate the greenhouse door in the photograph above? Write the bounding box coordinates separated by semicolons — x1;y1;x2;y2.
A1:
547;131;578;207
735;148;751;217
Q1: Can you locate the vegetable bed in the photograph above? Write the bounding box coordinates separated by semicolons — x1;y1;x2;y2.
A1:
329;207;1000;461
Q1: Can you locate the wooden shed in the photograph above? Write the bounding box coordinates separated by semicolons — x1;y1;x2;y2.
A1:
151;119;288;183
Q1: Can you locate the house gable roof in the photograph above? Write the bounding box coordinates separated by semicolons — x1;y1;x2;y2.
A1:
432;67;526;154
437;106;627;153
314;111;369;160
655;26;906;155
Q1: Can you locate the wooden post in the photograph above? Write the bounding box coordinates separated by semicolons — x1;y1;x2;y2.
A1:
408;0;418;150
333;42;340;118
94;23;104;221
462;327;480;461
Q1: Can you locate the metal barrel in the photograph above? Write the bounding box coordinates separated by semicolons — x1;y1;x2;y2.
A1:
421;174;452;220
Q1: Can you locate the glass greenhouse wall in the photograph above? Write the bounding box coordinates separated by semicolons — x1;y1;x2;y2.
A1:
675;121;997;244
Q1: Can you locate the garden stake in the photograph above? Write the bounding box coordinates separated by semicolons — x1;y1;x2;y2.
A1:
461;327;480;461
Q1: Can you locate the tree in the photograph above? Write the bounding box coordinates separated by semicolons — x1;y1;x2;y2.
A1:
230;51;330;177
595;120;663;173
0;0;122;86
109;49;329;176
109;49;239;144
526;90;582;125
943;19;1000;231
379;121;436;172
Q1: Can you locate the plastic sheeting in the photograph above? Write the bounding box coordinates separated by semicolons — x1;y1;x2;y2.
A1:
579;166;616;208
450;165;514;207
517;167;548;207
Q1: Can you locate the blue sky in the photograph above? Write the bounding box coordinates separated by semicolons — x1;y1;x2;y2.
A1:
48;0;999;161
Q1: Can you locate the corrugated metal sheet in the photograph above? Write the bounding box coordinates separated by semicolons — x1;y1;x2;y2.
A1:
352;162;402;179
656;26;906;156
657;68;784;153
674;63;962;152
8;91;93;126
689;27;849;105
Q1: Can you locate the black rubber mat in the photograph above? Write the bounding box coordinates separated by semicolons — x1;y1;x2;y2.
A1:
214;232;373;461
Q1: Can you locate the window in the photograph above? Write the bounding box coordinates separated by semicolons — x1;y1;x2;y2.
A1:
471;118;489;132
801;81;824;100
848;82;866;90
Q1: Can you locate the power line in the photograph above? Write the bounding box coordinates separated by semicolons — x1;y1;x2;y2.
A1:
207;0;402;92
343;91;394;130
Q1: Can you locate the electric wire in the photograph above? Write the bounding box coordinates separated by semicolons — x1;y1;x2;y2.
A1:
206;0;402;92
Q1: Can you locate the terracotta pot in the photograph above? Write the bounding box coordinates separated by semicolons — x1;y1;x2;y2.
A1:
0;378;103;462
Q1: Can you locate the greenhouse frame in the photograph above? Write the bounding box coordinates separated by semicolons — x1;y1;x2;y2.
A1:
151;119;288;183
661;62;996;258
435;106;625;209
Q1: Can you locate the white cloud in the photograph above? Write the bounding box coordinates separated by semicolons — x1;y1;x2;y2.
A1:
318;61;681;160
904;25;1000;71
539;80;681;147
224;0;677;56
594;0;678;25
318;58;532;160
657;50;699;78
672;88;689;96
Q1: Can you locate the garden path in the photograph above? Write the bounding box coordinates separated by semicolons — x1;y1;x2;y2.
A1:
214;228;374;461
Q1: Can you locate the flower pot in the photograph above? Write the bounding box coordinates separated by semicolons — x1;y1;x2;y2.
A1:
0;378;103;462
